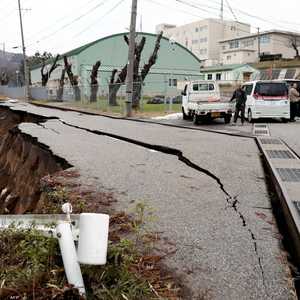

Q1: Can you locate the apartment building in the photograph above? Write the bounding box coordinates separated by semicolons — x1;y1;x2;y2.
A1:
156;19;250;66
220;30;300;65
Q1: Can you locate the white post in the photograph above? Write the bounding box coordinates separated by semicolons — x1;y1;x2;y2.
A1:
56;222;86;296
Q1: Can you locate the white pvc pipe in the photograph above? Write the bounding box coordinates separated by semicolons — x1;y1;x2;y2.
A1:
78;213;109;265
56;222;86;296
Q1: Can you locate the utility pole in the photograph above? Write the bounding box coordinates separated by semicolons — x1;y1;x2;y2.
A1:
17;0;30;100
125;0;138;117
220;0;224;21
257;27;261;61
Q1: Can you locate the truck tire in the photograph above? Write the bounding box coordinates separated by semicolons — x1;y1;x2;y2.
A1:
193;114;200;125
224;114;232;124
182;107;189;120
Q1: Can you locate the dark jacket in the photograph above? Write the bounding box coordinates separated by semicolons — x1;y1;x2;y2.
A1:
230;88;247;106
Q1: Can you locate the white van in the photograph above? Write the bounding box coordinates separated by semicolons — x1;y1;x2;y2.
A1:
242;80;290;122
182;80;233;124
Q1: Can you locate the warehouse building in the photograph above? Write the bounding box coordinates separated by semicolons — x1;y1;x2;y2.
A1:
30;32;203;98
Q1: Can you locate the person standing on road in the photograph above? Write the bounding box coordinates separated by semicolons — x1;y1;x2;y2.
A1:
289;83;300;122
230;84;247;125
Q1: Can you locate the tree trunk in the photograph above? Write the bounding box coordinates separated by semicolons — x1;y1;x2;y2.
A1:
73;86;81;101
132;80;142;109
109;83;120;106
56;69;65;101
41;55;60;87
90;61;101;102
90;84;99;102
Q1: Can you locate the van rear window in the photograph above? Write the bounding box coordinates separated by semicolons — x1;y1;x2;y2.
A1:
193;83;215;91
254;82;287;97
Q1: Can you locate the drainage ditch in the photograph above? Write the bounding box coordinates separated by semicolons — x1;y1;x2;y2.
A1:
260;155;300;298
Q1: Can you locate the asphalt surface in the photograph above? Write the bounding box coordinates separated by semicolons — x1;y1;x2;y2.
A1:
2;102;296;299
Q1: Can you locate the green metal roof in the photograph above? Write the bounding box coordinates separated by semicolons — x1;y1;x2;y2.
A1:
30;32;201;70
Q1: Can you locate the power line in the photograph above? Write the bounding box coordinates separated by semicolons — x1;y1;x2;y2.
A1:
27;0;109;47
73;0;126;37
26;0;101;41
225;0;238;22
146;0;296;49
170;0;299;46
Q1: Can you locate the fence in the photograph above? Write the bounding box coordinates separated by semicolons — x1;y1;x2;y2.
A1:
0;82;182;115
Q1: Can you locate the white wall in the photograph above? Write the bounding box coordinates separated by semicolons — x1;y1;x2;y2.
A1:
162;19;250;63
220;32;300;65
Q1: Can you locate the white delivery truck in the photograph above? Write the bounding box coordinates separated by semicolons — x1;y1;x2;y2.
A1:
181;80;234;125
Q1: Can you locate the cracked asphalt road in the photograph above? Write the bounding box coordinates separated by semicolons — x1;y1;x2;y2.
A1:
3;102;296;299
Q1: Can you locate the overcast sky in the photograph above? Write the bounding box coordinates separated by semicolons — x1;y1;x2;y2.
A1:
1;0;300;56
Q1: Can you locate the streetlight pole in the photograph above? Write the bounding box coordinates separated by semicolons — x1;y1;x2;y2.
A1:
17;0;29;100
125;0;138;117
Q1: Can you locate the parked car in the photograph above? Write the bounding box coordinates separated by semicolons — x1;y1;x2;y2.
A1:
181;80;233;124
242;80;290;122
147;96;164;104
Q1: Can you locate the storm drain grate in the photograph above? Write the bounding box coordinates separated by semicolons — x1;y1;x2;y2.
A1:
254;130;269;135
254;124;267;128
266;150;295;159
276;168;300;182
260;138;282;145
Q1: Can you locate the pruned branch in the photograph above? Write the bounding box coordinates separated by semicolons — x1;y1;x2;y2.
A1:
110;69;118;84
90;60;101;85
41;54;60;86
141;31;163;81
63;55;78;86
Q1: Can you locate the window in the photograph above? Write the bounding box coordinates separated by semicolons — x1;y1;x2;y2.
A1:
243;84;253;95
254;82;288;96
229;40;239;49
195;27;199;32
193;84;215;91
169;78;177;87
226;55;231;60
242;39;254;47
259;35;270;44
285;69;296;79
192;39;198;44
200;37;207;43
216;73;221;80
207;74;213;80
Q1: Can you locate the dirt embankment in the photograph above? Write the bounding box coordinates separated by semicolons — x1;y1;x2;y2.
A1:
0;107;71;214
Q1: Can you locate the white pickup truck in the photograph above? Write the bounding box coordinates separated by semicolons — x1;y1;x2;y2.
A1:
181;80;234;124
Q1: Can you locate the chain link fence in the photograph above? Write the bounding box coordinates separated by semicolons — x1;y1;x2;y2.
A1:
34;81;182;114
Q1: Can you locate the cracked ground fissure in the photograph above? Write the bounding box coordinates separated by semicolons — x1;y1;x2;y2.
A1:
0;104;266;292
56;119;267;289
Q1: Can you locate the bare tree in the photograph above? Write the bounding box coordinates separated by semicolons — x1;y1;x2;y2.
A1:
109;32;163;108
288;35;300;59
0;72;8;85
109;64;127;106
56;68;66;101
90;60;101;102
63;55;81;101
133;32;163;108
41;54;60;86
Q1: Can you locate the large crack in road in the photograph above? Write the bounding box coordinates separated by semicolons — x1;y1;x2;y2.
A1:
56;118;267;290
